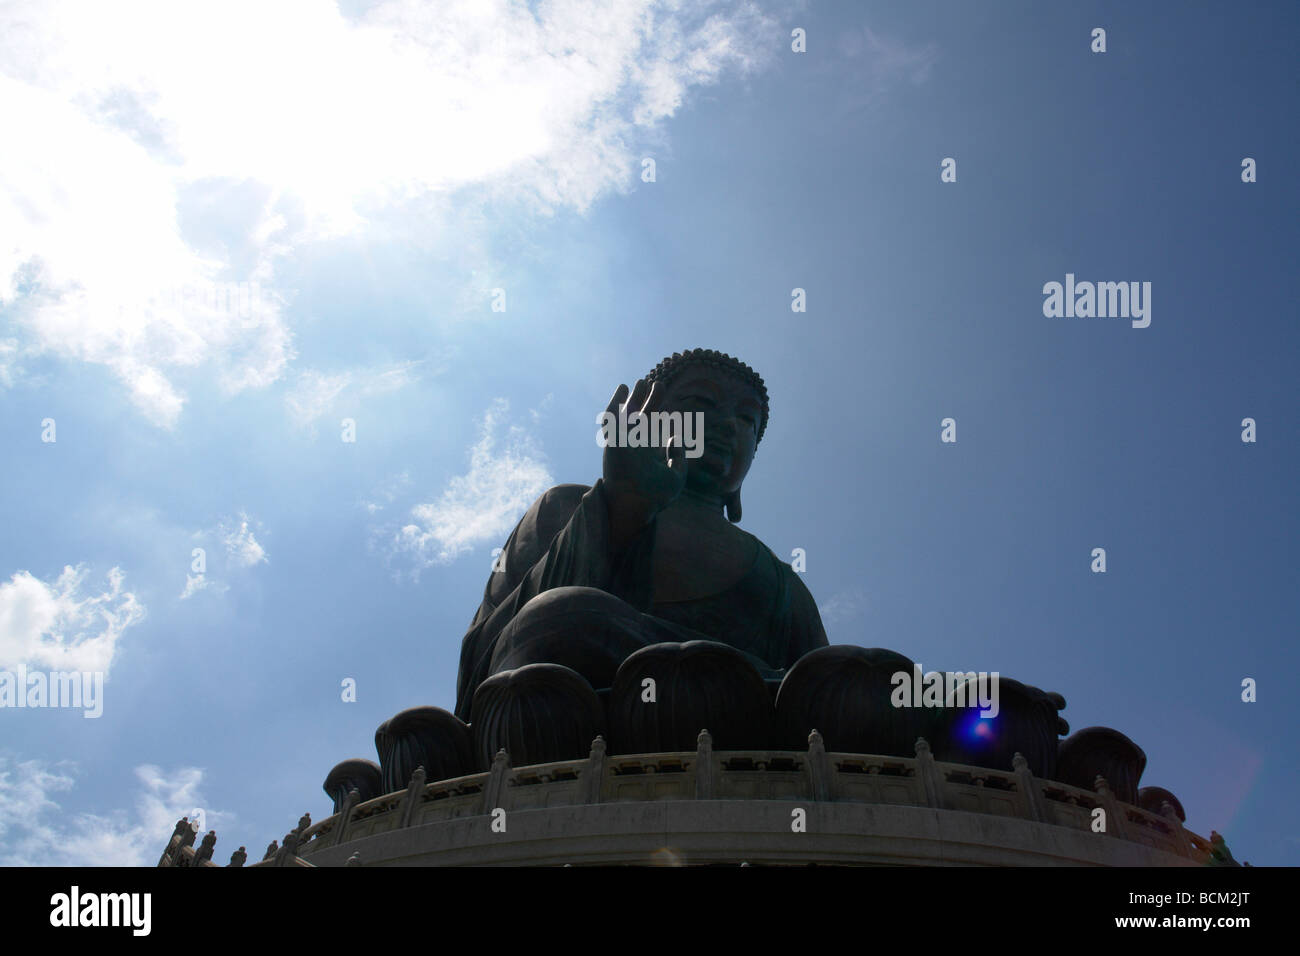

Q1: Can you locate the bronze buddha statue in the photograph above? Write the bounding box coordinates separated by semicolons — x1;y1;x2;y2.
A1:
347;349;1073;801
455;348;828;726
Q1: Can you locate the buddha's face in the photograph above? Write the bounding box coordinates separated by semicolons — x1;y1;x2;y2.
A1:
658;367;763;498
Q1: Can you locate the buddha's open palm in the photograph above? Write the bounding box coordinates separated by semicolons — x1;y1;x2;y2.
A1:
602;379;688;525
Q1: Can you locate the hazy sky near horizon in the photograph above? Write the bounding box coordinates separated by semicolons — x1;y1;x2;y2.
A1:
1;0;1296;865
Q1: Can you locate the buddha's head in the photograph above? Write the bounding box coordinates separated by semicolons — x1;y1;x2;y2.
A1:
644;349;768;522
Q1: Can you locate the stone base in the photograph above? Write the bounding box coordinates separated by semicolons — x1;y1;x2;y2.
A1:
302;800;1196;867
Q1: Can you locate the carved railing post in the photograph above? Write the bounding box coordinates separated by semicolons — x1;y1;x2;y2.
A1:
914;738;946;809
333;788;361;846
157;817;196;867
482;749;513;815
227;846;247;867
1094;775;1129;840
1013;752;1047;823
1161;801;1194;858
695;730;715;799
193;830;217;865
273;832;298;866
1208;830;1242;866
271;813;312;867
583;736;606;805
172;819;199;867
807;730;832;802
399;766;428;829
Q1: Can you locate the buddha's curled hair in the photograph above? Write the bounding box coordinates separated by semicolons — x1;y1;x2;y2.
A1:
644;348;770;445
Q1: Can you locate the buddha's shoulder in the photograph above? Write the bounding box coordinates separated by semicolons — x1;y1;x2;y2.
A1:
729;524;781;560
514;483;593;542
724;525;791;581
529;483;592;515
747;533;816;595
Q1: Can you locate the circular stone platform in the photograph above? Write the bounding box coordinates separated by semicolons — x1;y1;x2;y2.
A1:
271;734;1214;867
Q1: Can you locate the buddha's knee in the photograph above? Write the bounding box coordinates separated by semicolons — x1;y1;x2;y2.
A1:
774;645;933;757
322;758;382;813
608;640;772;755
373;706;477;793
511;586;640;627
490;586;648;691
470;662;604;768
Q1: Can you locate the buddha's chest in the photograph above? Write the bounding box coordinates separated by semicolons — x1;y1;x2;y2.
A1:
651;514;760;603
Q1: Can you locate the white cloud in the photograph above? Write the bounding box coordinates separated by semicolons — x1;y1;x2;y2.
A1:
824;24;939;117
0;0;772;425
395;398;553;565
0;756;229;867
285;359;424;429
218;513;268;568
818;587;868;629
530;392;555;424
178;574;209;601
360;471;413;516
0;73;294;427
177;514;266;597
0;565;144;673
0;339;18;388
285;370;353;429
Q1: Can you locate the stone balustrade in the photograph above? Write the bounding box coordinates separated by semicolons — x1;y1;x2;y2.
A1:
277;732;1215;866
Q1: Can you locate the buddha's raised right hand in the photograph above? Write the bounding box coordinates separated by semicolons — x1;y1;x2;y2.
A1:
601;379;687;549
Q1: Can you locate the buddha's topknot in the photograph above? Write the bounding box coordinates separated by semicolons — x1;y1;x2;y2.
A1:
644;348;769;445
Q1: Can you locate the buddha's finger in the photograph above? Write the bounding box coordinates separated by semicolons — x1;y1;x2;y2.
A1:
626;378;649;413
642;380;664;414
605;383;629;417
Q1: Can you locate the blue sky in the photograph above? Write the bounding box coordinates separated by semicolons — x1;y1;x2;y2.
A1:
1;0;1295;865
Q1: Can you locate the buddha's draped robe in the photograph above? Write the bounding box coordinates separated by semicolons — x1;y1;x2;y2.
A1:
454;480;828;719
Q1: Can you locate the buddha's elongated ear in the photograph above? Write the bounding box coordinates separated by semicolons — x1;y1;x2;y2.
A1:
725;490;742;523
